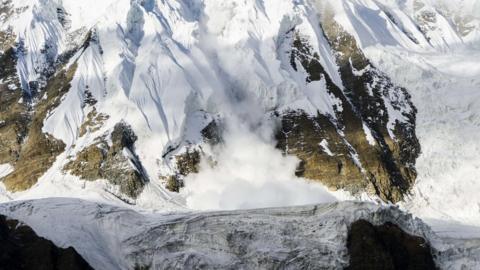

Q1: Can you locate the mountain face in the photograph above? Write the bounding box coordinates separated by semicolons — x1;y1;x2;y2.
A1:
0;0;477;207
0;0;467;202
1;0;480;269
0;0;479;217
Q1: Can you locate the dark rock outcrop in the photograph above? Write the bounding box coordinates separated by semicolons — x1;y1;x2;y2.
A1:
0;215;92;270
0;25;101;193
0;1;14;25
165;120;222;192
2;65;74;191
65;122;148;198
164;149;201;192
321;15;421;192
276;19;420;203
346;219;437;270
201;120;224;146
0;32;29;167
276;111;373;195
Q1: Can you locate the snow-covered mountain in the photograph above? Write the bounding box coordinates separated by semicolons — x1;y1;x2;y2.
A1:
1;0;480;268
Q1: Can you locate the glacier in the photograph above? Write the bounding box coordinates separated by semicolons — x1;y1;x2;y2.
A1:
0;198;478;269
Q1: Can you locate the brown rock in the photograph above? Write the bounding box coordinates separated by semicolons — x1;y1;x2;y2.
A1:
2;64;76;191
65;122;147;198
276;20;420;203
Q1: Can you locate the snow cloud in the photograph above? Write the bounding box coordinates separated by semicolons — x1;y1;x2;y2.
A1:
182;96;338;210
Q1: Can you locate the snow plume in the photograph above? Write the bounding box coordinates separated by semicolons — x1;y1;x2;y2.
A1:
182;121;338;211
179;1;340;210
182;91;337;211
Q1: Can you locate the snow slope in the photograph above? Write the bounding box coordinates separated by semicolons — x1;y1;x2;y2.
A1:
1;0;356;208
364;44;480;227
316;0;480;49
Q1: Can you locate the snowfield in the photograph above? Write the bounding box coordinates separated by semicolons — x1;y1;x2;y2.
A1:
363;44;480;228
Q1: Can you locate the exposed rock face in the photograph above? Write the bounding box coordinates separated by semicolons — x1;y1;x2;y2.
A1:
0;14;148;199
276;111;372;194
1;64;76;191
0;215;92;270
165;149;201;192
78;107;109;137
201;120;224;146
411;0;478;42
65;122;148;198
0;32;28;167
346;219;437;270
324;18;421;201
164;174;181;193
165;28;420;202
1;5;109;193
276;20;420;202
165;120;222;192
453;14;477;37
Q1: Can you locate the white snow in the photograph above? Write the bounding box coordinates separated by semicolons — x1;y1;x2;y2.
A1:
182;121;339;211
2;0;478;218
364;44;480;228
318;0;480;236
59;0;118;31
0;164;14;203
320;139;335;156
362;123;376;146
0;163;13;178
319;1;480;233
316;0;478;50
1;198;475;270
43;37;106;146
